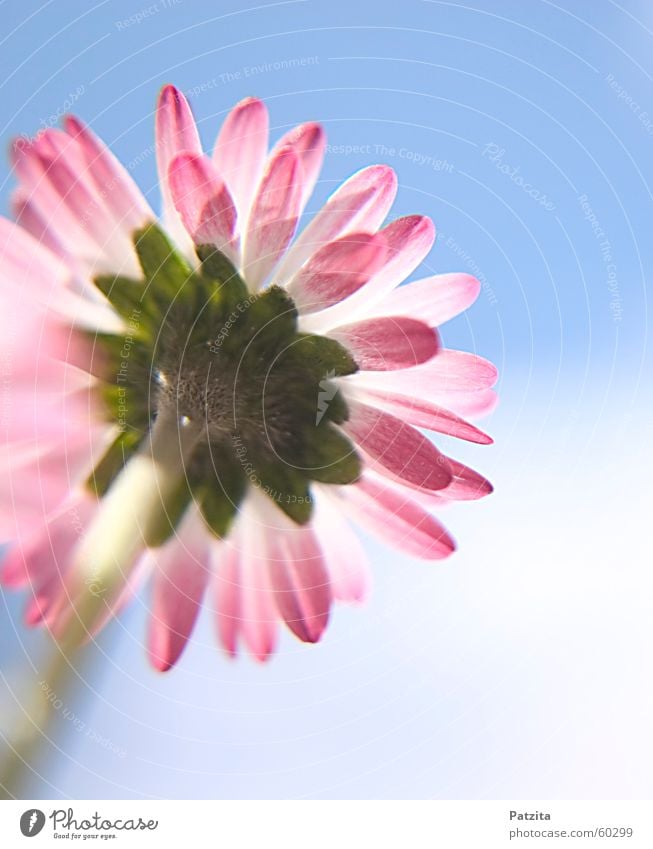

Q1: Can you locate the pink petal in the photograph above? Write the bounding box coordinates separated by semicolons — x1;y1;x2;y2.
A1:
12;190;68;261
0;217;122;337
89;550;152;638
337;474;456;560
243;146;302;289
276;164;398;286
9;145;103;263
24;571;68;627
0;396;112;542
156;84;202;174
342;401;452;491
419;349;499;392
380;457;493;507
0;219;71;316
212;541;241;657
359;214;435;296
13;493;99;629
304;215;435;332
329;316;439;371
1;292;91;373
0;215;122;357
155;85;202;252
271;121;326;206
12;143;96;267
0;213;66;283
350;349;498;395
445;388;498;417
312;489;370;602
366;273;481;326
268;525;331;643
212;96;269;222
46;527;152;642
238;501;278;661
355;385;498;421
441;458;493;501
168;152;238;259
63;115;153;230
1;380;102;447
286;231;387;313
147;512;211;671
1;494;95;590
8;441;108;542
0;218;121;330
351;389;492;444
21;132;130;261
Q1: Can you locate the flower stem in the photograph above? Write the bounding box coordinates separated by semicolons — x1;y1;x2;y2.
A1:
0;645;78;799
0;408;200;797
59;407;201;649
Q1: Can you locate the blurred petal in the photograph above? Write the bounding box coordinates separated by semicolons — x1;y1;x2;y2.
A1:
212;540;241;657
63;115;153;230
238;499;278;661
268;524;331;643
312;489;371;602
147;511;211;671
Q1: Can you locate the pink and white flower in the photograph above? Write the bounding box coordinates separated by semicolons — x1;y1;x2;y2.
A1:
0;86;497;669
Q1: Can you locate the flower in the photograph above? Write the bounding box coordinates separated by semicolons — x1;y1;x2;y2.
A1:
0;86;497;669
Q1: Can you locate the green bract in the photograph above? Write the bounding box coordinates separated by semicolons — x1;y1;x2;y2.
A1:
87;224;361;543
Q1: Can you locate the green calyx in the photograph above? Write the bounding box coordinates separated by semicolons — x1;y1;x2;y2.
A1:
87;224;361;543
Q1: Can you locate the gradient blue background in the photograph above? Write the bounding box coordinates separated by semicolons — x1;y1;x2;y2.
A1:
0;0;651;799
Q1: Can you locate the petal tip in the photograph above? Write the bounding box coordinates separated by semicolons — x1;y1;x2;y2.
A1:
62;114;83;135
252;649;275;664
466;274;482;300
372;163;398;184
151;658;175;673
236;95;266;111
159;83;181;102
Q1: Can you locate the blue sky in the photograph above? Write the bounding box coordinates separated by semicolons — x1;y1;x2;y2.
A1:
0;0;651;799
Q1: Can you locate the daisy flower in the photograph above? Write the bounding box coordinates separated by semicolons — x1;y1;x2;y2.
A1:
0;86;497;669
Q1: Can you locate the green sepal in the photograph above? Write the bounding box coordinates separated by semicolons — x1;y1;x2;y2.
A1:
85;222;364;526
85;430;143;496
133;223;194;303
254;461;313;524
319;388;349;425
93;275;149;328
243;286;298;347
195;450;247;538
304;424;361;484
198;481;244;538
98;381;152;432
282;333;358;378
196;244;244;287
142;478;193;547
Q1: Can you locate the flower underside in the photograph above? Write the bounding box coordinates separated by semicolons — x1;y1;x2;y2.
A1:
88;224;361;545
